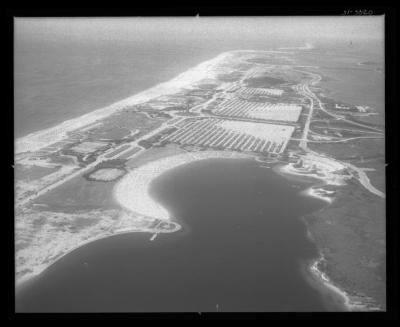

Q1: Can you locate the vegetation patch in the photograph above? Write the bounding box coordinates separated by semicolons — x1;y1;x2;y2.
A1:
15;164;59;181
217;72;243;82
244;76;286;88
86;168;126;182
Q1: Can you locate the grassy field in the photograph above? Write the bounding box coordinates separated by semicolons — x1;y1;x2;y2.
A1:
26;144;184;213
33;171;119;212
91;111;163;139
244;76;286;88
90;127;131;140
217;72;244;82
309;138;384;160
15;164;59;181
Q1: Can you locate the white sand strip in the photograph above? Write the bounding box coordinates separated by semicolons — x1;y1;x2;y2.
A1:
114;151;252;220
15;51;237;154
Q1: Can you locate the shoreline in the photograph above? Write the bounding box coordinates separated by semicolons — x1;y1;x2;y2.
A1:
15;47;302;154
275;164;354;310
15;51;237;154
16;150;251;289
309;253;379;311
15;214;182;290
277;159;382;311
276;161;353;310
114;150;253;220
17;149;356;312
15;47;383;311
115;149;358;311
274;161;345;204
15;226;179;291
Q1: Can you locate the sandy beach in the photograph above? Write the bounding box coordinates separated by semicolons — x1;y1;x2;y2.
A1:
15;51;237;154
15;208;182;288
16;150;252;286
114;150;252;220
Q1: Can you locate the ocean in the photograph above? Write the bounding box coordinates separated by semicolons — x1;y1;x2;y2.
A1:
14;30;295;139
14;35;384;138
15;158;343;312
14;39;221;138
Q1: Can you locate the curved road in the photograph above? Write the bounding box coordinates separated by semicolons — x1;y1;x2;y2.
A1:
294;69;385;199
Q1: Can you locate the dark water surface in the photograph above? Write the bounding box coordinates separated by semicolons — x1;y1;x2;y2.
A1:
15;28;383;139
14;35;293;138
16;158;341;312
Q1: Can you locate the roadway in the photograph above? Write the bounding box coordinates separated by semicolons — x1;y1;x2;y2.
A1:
17;63;385;208
293;69;385;198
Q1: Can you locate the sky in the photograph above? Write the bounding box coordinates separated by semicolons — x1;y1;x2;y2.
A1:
15;16;384;44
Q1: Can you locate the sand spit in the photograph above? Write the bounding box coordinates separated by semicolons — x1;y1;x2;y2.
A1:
15;51;238;154
15;209;181;288
16;228;172;289
16;150;248;287
114;151;252;220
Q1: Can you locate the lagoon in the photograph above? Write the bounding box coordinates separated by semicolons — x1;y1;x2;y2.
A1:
16;158;342;312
